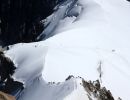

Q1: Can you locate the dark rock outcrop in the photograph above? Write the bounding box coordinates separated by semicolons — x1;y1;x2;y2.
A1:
0;51;23;97
0;51;16;82
82;79;115;100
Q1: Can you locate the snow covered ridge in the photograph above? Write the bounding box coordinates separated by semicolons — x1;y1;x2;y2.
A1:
2;0;130;99
0;50;121;100
64;76;117;100
37;0;82;40
4;43;121;100
16;75;120;100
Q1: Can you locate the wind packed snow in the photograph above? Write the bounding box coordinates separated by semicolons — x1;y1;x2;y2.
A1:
5;43;48;84
4;0;130;100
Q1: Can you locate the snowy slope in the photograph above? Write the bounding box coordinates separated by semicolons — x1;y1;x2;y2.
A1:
18;77;75;100
4;0;130;100
42;0;130;99
5;43;48;85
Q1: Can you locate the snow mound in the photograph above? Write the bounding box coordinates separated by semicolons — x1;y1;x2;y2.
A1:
5;43;48;85
17;76;116;100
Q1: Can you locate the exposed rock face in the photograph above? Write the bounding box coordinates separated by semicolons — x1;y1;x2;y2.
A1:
0;0;60;46
82;79;115;100
0;51;15;82
0;91;15;100
0;51;23;97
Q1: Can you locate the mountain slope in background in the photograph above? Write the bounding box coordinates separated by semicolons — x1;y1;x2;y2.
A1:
2;0;130;100
0;0;62;46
